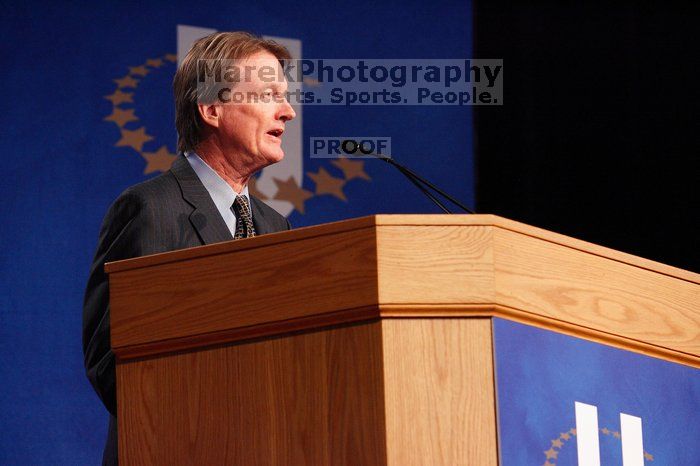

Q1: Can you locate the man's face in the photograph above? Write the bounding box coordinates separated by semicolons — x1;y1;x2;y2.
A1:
216;51;296;170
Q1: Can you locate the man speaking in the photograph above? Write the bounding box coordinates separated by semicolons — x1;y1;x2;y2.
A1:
82;32;296;465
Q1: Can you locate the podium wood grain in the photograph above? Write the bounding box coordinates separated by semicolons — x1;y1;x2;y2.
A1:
107;215;699;465
381;318;497;466
109;215;699;365
117;318;497;466
118;321;388;465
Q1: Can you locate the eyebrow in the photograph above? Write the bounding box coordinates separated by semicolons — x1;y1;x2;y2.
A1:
263;81;288;92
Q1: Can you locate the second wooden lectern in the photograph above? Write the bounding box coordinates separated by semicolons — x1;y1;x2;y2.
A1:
106;215;699;465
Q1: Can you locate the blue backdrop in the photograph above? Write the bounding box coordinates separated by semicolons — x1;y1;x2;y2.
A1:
493;319;700;466
0;1;474;464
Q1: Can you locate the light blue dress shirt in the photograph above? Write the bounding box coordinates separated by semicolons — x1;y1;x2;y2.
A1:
185;152;251;237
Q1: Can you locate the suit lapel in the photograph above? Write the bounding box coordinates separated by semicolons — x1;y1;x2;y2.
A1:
170;155;234;245
250;196;274;236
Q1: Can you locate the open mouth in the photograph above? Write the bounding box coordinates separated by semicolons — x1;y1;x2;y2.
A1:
267;128;284;140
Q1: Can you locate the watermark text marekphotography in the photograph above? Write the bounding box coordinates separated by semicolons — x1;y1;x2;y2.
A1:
198;59;502;106
310;137;391;158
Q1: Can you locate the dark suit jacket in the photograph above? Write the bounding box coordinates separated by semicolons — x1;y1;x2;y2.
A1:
82;156;290;466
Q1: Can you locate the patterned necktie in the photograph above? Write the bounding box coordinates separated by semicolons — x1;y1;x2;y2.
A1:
232;195;256;239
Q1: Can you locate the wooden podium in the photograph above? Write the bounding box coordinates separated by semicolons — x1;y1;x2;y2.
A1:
105;215;699;465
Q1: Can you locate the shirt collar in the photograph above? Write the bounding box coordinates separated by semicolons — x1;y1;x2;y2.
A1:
184;151;250;214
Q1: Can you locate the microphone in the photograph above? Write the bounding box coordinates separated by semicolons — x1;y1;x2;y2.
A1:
340;140;475;214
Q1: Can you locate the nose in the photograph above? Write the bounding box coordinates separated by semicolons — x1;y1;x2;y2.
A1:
278;98;296;122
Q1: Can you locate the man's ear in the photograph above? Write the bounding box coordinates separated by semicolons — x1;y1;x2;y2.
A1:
198;103;221;129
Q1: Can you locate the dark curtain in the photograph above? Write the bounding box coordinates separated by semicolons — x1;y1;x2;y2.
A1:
474;1;699;271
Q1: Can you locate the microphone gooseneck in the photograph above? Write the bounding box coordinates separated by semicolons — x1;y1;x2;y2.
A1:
341;140;476;214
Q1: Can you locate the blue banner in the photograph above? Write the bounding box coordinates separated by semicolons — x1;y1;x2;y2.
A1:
0;2;474;464
493;318;700;465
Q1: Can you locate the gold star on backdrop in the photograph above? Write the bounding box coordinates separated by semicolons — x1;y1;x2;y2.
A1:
146;58;164;68
104;108;138;127
247;176;267;200
129;65;150;76
331;157;371;181
308;167;347;201
141;146;176;174
116;127;153;152
104;52;374;215
104;89;133;105
541;426;656;465
273;176;314;214
114;75;139;89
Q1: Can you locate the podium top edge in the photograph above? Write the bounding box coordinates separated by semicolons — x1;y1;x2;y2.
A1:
104;214;699;283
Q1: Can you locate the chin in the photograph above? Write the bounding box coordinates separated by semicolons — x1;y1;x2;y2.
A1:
264;150;285;165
